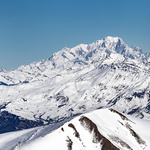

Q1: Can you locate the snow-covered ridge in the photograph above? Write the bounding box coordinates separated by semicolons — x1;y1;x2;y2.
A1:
0;109;150;150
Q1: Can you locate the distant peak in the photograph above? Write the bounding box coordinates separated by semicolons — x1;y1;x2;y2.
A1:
104;36;122;43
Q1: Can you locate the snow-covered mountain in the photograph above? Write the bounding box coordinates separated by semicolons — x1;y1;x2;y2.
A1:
0;36;148;85
0;36;150;134
0;108;150;150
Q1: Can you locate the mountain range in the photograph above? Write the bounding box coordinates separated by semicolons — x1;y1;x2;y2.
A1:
0;36;150;149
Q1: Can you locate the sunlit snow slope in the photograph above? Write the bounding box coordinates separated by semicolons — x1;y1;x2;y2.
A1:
0;109;149;150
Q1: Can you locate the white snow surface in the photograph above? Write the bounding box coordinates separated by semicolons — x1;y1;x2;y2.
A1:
0;108;149;150
0;36;150;125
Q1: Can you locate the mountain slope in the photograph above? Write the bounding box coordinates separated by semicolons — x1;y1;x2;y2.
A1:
0;109;149;150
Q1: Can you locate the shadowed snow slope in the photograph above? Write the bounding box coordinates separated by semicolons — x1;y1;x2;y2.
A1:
0;109;149;150
0;36;150;134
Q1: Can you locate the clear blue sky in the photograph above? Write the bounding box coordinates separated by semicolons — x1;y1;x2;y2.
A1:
0;0;150;69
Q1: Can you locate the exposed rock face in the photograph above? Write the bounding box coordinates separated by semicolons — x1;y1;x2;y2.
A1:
79;116;119;150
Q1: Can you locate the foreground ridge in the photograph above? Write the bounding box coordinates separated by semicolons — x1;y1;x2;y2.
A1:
0;109;149;150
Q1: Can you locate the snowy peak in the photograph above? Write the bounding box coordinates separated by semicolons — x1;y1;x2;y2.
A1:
103;36;123;49
9;36;147;79
104;36;120;42
85;36;120;53
47;36;146;64
88;36;147;61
